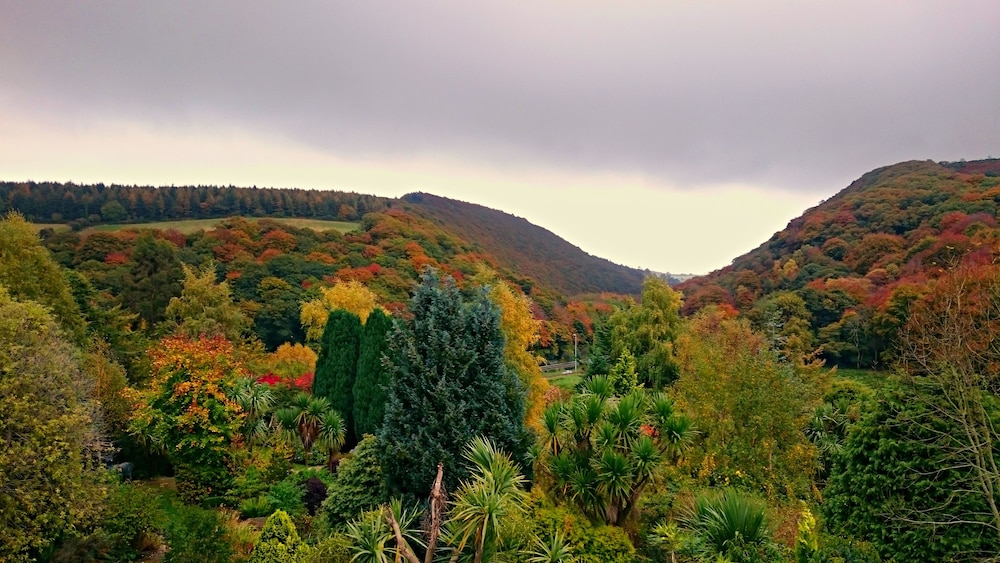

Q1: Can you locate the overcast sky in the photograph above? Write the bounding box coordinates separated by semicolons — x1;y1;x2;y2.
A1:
1;2;997;274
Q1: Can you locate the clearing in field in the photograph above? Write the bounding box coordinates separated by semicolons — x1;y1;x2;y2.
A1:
82;217;360;235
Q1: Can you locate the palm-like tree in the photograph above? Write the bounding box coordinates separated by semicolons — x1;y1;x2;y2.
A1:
276;392;332;462
317;409;346;472
446;436;528;563
540;380;695;527
233;377;275;449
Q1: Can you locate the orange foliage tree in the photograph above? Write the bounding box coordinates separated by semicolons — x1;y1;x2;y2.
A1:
129;336;247;502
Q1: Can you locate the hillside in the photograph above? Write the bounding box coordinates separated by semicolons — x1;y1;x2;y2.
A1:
400;192;645;296
0;181;646;298
679;158;1000;368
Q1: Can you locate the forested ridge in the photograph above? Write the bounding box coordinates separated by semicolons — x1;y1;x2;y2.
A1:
2;159;1000;562
681;158;1000;368
401;192;645;295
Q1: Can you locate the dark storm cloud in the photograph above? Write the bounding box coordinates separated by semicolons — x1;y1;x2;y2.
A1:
2;1;998;191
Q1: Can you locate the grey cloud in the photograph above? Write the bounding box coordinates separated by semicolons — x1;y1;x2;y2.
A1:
1;1;998;192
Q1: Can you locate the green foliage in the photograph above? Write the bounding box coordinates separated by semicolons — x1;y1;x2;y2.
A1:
249;509;311;563
823;381;1000;561
240;496;274;519
540;379;692;527
266;479;307;519
0;212;86;341
530;505;634;563
0;288;105;562
444;436;529;562
607;346;639;395
307;532;354;563
99;483;165;561
353;308;393;438
120;232;183;329
314;309;362;445
673;309;825;498
163;504;233;563
606;276;682;388
380;269;528;499
164;261;251;341
679;489;782;563
324;434;387;528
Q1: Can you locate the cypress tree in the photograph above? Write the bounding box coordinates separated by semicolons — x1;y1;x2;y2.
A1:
352;308;392;438
379;270;527;499
313;309;362;446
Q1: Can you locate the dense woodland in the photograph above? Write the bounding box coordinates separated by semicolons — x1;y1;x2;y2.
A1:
2;159;1000;562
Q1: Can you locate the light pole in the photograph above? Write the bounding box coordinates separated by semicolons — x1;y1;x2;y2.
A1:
573;333;578;372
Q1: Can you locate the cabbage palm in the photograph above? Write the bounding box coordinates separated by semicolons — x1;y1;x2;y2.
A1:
234;377;274;448
446;436;528;563
275;392;333;461
317;409;346;472
540;379;694;526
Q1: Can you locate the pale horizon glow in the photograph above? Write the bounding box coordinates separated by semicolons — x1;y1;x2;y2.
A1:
1;113;820;274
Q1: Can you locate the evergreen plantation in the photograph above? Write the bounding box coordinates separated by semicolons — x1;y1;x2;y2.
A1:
1;158;1000;561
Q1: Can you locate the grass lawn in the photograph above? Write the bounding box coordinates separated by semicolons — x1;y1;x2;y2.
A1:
84;217;360;235
547;373;582;393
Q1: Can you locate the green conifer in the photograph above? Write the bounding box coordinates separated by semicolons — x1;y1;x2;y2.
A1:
379;270;528;499
352;308;393;438
313;309;362;446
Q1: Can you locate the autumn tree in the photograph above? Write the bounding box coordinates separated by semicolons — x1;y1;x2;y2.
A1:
164;262;251;342
129;336;246;502
672;308;827;497
352;308;393;438
300;280;386;341
267;342;318;380
313;309;363;446
607;277;683;388
486;276;550;430
379;270;528;499
0;288;105;561
894;263;1000;544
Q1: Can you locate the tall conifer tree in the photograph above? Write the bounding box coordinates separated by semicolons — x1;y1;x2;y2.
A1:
379;270;527;499
352;308;392;438
313;309;362;446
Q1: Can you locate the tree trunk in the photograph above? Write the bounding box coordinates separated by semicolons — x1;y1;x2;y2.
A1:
424;463;445;563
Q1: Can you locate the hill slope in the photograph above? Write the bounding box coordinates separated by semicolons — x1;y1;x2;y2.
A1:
679;158;1000;368
400;192;645;296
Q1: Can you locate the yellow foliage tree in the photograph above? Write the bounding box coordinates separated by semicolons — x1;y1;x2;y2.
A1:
267;342;318;378
474;268;549;429
300;280;386;341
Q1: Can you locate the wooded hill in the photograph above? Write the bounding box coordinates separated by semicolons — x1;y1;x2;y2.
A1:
679;158;1000;369
0;181;643;300
401;192;645;295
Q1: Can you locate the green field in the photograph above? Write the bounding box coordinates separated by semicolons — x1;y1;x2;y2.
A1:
82;217;360;235
29;223;72;233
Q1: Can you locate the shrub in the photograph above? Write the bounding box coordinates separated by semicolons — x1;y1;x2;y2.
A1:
323;435;386;528
249;510;311;563
266;479;306;518
679;489;784;563
240;496;274;519
303;478;328;516
100;483;165;561
163;504;233;563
